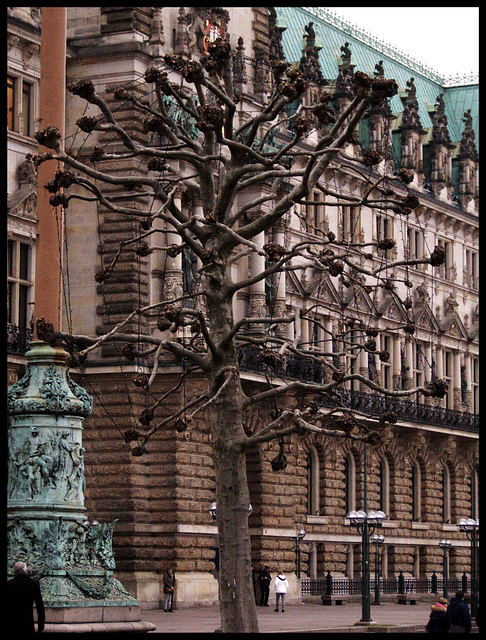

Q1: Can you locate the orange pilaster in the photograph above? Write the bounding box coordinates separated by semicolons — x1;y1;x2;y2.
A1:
35;7;67;334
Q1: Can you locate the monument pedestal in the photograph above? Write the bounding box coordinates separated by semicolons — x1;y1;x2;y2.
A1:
7;337;154;632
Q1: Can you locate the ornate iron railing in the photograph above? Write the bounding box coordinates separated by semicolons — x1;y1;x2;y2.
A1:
301;573;475;596
237;344;479;433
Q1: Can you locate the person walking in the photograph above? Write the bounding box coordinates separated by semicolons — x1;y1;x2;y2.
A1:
258;565;271;607
449;591;472;633
426;601;450;633
6;561;45;633
163;566;175;612
274;570;289;612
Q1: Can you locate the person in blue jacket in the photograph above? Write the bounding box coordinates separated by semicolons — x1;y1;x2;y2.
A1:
449;591;472;633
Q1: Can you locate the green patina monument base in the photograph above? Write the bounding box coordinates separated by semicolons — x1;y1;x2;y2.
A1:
7;338;155;632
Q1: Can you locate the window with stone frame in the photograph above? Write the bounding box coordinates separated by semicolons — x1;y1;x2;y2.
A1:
442;349;454;410
437;238;454;281
346;330;361;391
406;224;424;265
340;205;361;243
305;189;326;236
471;356;479;414
410;341;425;404
376;212;394;258
7;237;34;330
7;75;16;130
7;74;35;137
465;248;478;290
380;334;393;390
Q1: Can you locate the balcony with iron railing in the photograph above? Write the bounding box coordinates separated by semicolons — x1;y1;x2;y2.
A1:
237;344;479;434
7;326;478;434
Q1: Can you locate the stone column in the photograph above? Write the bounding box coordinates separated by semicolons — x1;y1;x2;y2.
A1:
453;350;462;410
248;231;267;335
403;338;413;390
463;353;472;409
7;338;154;632
164;196;184;302
392;336;401;390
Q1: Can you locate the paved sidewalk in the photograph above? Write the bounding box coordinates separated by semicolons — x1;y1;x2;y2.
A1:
141;601;441;633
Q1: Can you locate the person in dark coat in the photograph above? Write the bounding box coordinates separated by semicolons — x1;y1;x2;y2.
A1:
258;565;271;607
163;566;175;612
426;601;450;633
449;591;472;633
6;561;45;633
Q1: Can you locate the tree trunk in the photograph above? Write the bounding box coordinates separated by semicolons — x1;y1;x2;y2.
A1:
205;266;259;633
212;399;259;633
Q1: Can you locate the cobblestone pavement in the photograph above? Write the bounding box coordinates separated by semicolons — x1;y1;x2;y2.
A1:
141;600;468;633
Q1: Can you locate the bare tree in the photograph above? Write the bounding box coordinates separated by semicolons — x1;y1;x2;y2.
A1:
34;38;447;632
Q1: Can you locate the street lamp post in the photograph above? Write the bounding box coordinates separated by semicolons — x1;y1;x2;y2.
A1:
295;529;306;579
346;510;386;623
371;534;385;605
457;518;479;616
438;539;451;599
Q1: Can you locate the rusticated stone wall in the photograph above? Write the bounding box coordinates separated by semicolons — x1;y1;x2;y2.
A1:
70;367;477;607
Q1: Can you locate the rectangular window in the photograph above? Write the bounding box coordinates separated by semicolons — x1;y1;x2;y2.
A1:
407;226;423;261
471;357;479;414
7;74;35;136
443;350;453;409
7;75;16;131
437;240;454;281
7;238;33;330
376;214;393;257
305;190;325;236
381;335;393;390
411;343;424;403
22;81;32;137
465;249;479;290
341;206;361;243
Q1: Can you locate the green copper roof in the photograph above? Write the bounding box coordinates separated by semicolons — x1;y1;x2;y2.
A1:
276;7;479;148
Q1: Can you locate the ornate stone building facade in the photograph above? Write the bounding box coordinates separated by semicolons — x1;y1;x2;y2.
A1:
8;7;478;608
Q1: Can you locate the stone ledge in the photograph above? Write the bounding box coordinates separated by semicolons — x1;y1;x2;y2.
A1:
39;620;156;633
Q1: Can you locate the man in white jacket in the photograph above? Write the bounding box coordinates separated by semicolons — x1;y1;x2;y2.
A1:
274;571;289;612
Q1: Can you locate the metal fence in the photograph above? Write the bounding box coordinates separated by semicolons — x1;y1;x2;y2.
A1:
301;572;476;596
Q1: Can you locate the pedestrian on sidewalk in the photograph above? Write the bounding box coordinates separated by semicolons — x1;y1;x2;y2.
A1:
259;565;271;607
274;570;289;612
425;600;450;633
448;591;471;633
7;561;45;633
251;564;260;604
163;566;175;612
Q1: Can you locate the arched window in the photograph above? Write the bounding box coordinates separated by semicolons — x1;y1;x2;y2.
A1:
411;460;422;522
306;446;320;515
442;464;451;524
344;452;356;514
379;456;390;515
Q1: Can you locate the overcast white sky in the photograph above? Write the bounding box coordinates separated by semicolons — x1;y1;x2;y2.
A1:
327;7;479;77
